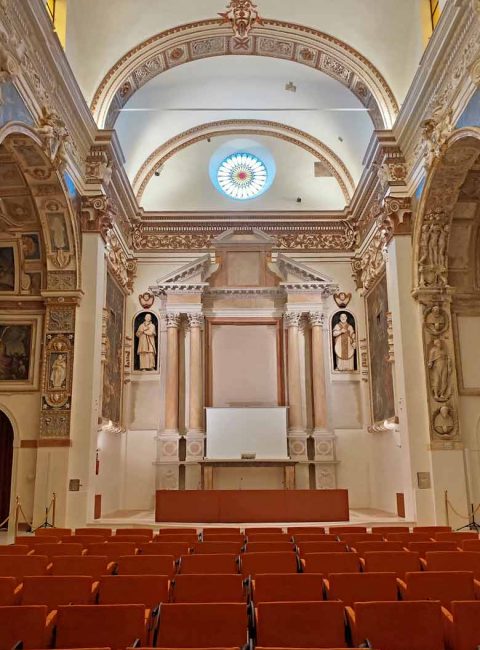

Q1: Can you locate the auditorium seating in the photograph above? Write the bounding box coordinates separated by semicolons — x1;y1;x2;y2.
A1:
0;555;49;582
346;600;444;650
351;541;404;555
287;526;326;534
303;552;361;574
87;541;136;561
30;542;83;561
338;533;383;544
139;541;191;557
245;527;284;534
398;570;476;607
55;604;147;649
253;573;324;602
98;575;169;612
171;574;246;602
115;528;153;538
20;575;94;610
325;571;398;605
179;553;238;575
462;539;480;551
16;535;60;546
0;544;30;554
424;550;480;577
51;555;114;579
200;533;245;543
433;531;478;541
329;526;367;535
362;551;422;577
35;527;72;536
104;535;147;545
413;525;451;533
61;535;102;547
153;533;198;544
117;554;176;578
256;601;346;648
0;604;55;649
296;541;348;556
443;600;480;650
202;527;242;536
246;533;290;542
156;527;197;535
0;577;17;605
246;541;294;552
385;532;431;542
372;526;410;535
240;551;300;577
156;602;248;648
193;541;243;554
75;527;112;536
407;540;459;558
292;534;339;542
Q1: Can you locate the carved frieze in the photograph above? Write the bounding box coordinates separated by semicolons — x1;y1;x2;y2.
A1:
105;230;137;294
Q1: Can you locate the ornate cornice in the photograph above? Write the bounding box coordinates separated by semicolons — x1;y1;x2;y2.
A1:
133;120;355;204
90;19;398;130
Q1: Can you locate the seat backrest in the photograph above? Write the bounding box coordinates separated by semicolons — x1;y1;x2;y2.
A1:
0;604;49;649
297;541;348;556
98;575;169;607
21;576;93;610
171;574;245;603
15;536;59;546
115;528;153;538
51;555;111;580
304;552;361;574
138;541;190;557
153;534;198;543
338;533;383;544
354;541;404;556
329;526;367;535
202;528;242;536
462;539;480;551
407;541;458;558
200;534;245;543
386;533;430;542
157;528;198;535
404;570;475;607
193;541;243;554
75;528;112;536
32;543;83;560
62;535;102;547
363;551;421;577
246;534;290;542
287;527;326;534
451;601;480;650
292;534;339;542
35;527;72;537
254;573;324;602
246;542;294;553
433;531;478;542
0;545;30;555
179;553;238;575
0;577;17;605
241;552;298;577
156;602;247;648
353;601;444;650
245;527;284;534
116;554;176;578
328;572;398;606
371;527;410;535
56;604;146;650
425;551;480;577
256;601;346;648
413;526;451;533
0;555;48;581
87;542;136;560
105;536;145;545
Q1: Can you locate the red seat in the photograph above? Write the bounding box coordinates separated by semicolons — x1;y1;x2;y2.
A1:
193;541;243;554
153;534;198;544
399;570;475;608
444;600;480;650
353;541;404;556
385;532;431;543
56;604;146;650
21;576;94;610
202;528;242;536
253;573;324;602
0;604;55;649
0;577;17;605
98;575;169;608
15;536;59;547
115;528;153;538
31;543;83;561
413;526;451;533
347;600;444;650
462;539;480;551
256;601;346;648
433;531;478;542
246;534;290;542
241;552;299;577
337;533;383;544
171;574;246;602
105;536;146;546
87;542;136;562
371;527;410;535
179;553;238;575
425;551;480;578
75;528;112;537
0;545;30;555
287;527;326;534
200;534;245;544
0;555;49;582
117;554;176;578
245;527;284;534
297;541;348;557
51;555;114;580
35;527;72;537
303;552;361;574
156;603;247;648
61;535;103;547
326;572;398;605
139;541;190;557
157;528;198;535
246;542;294;553
329;526;367;535
363;551;421;578
407;541;458;558
292;534;339;542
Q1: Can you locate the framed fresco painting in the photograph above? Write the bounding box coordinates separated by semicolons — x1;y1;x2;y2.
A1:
0;314;42;390
0;241;19;293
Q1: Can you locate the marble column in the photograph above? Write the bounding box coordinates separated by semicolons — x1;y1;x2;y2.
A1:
185;314;205;488
285;312;307;464
164;312;181;434
309;312;328;433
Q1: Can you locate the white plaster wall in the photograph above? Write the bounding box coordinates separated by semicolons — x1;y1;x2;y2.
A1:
123;430;157;510
95;428;126;517
335;429;372;509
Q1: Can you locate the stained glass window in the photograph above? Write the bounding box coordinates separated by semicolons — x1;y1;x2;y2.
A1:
217;153;268;200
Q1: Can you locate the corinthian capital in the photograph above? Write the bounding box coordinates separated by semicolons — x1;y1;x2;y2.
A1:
284;312;302;328
165;312;181;329
308;312;325;328
187;313;204;329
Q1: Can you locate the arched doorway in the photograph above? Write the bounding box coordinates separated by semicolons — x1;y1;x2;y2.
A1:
0;411;14;529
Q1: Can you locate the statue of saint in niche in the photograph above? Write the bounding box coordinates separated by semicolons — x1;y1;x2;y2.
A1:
134;312;158;371
428;339;451;401
50;353;67;389
332;311;357;371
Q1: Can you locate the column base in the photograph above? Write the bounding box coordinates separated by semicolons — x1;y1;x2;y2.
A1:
288;430;308;461
311;431;337;462
185;430;205;462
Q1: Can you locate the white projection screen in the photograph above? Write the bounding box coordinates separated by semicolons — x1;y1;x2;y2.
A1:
206;407;288;459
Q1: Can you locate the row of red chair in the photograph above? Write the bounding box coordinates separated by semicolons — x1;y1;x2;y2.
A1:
3;599;480;650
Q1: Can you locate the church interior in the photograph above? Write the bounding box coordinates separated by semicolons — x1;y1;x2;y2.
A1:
1;0;480;648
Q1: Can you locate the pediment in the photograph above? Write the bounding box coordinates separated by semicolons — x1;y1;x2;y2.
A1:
154;254;215;285
271;253;335;284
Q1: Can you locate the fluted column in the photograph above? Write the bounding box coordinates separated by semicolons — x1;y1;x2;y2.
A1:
164;312;181;433
309;312;328;433
285;312;304;434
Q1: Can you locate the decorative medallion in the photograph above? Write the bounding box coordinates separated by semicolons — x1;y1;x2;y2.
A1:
218;0;263;48
216;152;267;200
139;291;155;309
333;292;352;308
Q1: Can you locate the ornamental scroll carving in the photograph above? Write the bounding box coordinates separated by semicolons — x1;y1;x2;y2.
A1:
81;195;115;241
105;230;137;294
34;107;70;171
352;231;387;293
418;210;450;289
218;0;263;48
